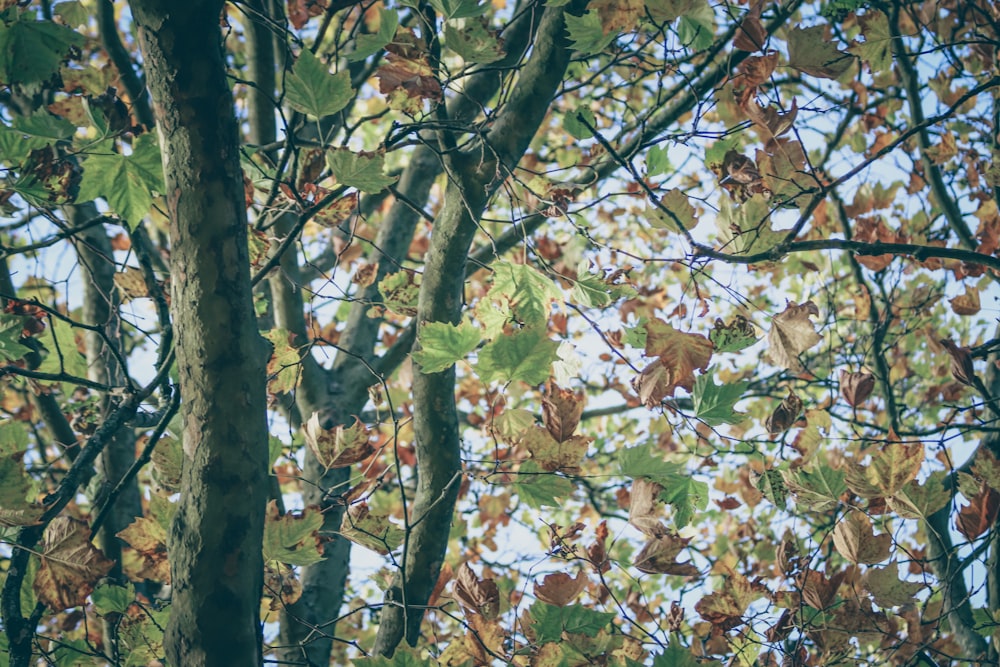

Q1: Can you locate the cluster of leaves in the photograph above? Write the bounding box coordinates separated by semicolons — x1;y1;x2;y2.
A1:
0;0;999;665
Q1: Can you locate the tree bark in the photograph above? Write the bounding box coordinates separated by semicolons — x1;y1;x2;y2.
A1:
126;1;270;665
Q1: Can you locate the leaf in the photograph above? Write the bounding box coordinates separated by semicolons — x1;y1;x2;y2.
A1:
36;315;87;379
263;501;326;566
710;316;758;353
764;388;802;436
454;563;500;619
263;328;302;394
376;29;442;112
117;515;170;582
514;460;573;508
542;384;584;443
487;261;562;328
782;464;847;512
695;570;762;630
347;8;399;62
91;583;134;616
864;563;924;607
648;189;697;233
564;106;596;140
412;320;481;373
0;16;84;86
786;25;854;79
77;134;164;227
832;511;891;564
866;441;923;496
633;532;699;576
956;483;1000;540
303;414;374;470
476;328;559;385
847;11;892;75
444;20;504;64
529;602;615;643
646;144;672;177
12;111;75;143
652;643;719;667
519;426;591;471
641;319;713;388
675;0;715;51
692;368;748;426
564;11;616;56
533;571;587;607
766;301;822;372
325;148;397;194
284;49;354;118
973;449;1000;493
427;0;488;19
150;436;182;492
355;648;436;667
34;517;114;611
840;370;875;406
338;501;404;555
949;285;981;316
113;267;149;302
378;271;420;317
888;471;950;520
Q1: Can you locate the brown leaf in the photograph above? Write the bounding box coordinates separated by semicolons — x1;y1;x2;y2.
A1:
832;511;891;564
113;267;149;302
766;301;822;372
633;320;713;406
720;149;762;186
738;51;779;88
765;389;803;437
303;413;374;470
633;532;699;576
35;517;114;611
956;483;1000;540
840;370;875;406
628;478;665;537
263;563;303;611
733;1;767;52
118;515;170;583
533;571;587;607
939;337;978;388
798;568;844;610
542;384;584;443
376;29;442;111
352;262;379;288
695;570;762;632
454;563;499;620
949;286;981;316
864;562;923;607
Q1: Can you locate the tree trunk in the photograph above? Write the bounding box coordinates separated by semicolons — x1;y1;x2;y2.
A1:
126;1;270;665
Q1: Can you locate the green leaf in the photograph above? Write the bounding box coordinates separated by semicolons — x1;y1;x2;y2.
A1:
284;49;354;118
659;476;709;528
53;1;89;28
263;328;302;394
564;11;615;56
347;8;398;62
571;271;612;309
427;0;488;20
563;107;596;140
889;471;950;520
0;420;28;456
445;20;504;64
325;148;397;194
716;194;783;255
782;464;847;512
786;25;854;79
77;134;164;227
487;261;561;328
514;460;572;508
646;144;672;177
12;111;75;142
0;16;84;86
847;11;892;75
412;320;481;373
263;502;326;566
52;638;102;667
619;443;705;526
709;316;758;353
648;189;697;233
676;0;715;51
378;270;420;316
529;602;615;643
653;642;722;667
692;368;748;426
0;316;32;362
476;328;559;385
355;648;436;667
339;502;405;555
91;582;134;615
36;315;88;379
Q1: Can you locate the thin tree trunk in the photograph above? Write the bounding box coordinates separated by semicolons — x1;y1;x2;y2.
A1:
127;1;270;664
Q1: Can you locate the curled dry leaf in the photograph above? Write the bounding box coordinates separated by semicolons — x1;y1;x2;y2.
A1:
542;383;584;443
765;389;803;437
956;482;1000;540
720;149;762;186
533;571;587;607
840;370;875;406
454;562;500;620
35;517;114;611
113;267;149;302
767;301;823;372
628;477;665;537
733;0;767;52
939;338;978;387
832;511;891;564
633;532;699;576
303;413;374;470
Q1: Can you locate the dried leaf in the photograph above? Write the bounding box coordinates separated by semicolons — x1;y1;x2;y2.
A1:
864;562;923;607
949;286;981;316
939;338;979;387
36;517;114;610
117;515;170;583
733;2;766;52
766;301;822;372
454;563;500;620
303;413;374;470
113;267;149;302
765;389;802;437
542;384;584;443
633;532;699;576
832;511;891;564
840;370;875;406
628;478;666;537
956;482;1000;540
533;571;587;607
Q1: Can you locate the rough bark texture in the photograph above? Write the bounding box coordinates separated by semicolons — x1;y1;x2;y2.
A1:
126;1;270;665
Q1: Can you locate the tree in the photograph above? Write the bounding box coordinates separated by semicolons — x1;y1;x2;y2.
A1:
0;0;999;665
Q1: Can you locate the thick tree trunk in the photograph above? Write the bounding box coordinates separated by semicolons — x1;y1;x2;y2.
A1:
127;1;270;665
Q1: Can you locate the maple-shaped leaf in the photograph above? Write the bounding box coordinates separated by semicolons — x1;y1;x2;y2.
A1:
781;464;847;512
541;384;584;443
709;315;757;353
514;460;573;508
488;261;562;328
91;582;135;616
694;570;763;631
634;532;699;576
117;515;170;583
346;8;398;62
412;320;481;374
640;319;712;391
378;271;420;317
798;568;844;610
692;368;747;426
766;300;822;372
77;134;164;227
326;148;397;194
564;11;616;56
716;195;784;255
832;511;891;564
529;602;615;643
477;328;559;385
284;49;353;118
652;643;718;667
866;441;923;496
888;471;950;520
428;0;487;19
786;25;854;79
864;563;924;608
303;413;374;471
263;562;303;611
533;571;587;607
648;189;698;233
338;501;404;555
847;10;892;75
263;501;325;566
375;28;443;113
956;482;1000;540
264;328;302;394
35;517;113;611
0;423;42;526
519;425;591;472
454;563;500;619
444;19;504;64
0;15;84;86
